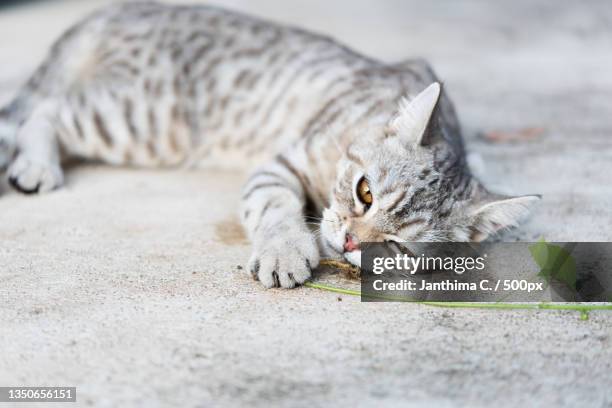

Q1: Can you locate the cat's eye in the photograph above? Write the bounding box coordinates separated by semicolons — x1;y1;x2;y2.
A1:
356;177;373;208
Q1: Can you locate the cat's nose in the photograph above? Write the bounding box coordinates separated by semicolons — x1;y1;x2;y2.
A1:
343;233;360;252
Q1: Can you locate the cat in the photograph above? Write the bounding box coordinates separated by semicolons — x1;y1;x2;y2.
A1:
0;2;539;288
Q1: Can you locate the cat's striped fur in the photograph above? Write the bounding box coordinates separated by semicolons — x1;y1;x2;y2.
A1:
0;2;538;288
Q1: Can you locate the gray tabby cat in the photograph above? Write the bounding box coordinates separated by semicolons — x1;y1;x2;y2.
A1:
0;2;539;288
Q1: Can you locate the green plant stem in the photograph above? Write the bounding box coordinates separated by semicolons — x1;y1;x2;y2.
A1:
303;282;612;314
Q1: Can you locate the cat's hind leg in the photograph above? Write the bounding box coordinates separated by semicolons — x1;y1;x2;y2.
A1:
7;100;63;194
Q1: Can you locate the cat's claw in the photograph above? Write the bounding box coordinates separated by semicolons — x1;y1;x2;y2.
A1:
7;155;63;194
248;232;319;289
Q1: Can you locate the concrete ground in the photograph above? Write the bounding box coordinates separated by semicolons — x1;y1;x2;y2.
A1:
1;0;611;407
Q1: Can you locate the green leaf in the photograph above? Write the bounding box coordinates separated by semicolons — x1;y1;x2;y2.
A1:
529;240;576;290
529;240;548;269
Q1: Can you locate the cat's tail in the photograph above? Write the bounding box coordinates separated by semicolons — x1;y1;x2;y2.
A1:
0;103;18;170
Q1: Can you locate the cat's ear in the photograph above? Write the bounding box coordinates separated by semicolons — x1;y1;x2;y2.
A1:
390;82;441;146
467;187;541;242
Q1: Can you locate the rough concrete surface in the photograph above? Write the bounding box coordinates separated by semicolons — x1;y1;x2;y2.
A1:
1;0;611;407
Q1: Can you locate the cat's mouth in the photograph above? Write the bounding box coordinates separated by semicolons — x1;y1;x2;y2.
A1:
322;236;344;257
321;236;362;267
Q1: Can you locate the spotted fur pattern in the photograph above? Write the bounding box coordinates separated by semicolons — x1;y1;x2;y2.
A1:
0;2;539;288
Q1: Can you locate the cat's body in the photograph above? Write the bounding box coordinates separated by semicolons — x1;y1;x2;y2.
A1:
0;2;538;288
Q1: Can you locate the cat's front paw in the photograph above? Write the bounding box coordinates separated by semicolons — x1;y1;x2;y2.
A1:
8;155;63;194
248;230;320;289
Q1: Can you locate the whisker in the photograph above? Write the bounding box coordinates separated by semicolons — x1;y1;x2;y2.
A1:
304;216;323;221
303;215;339;224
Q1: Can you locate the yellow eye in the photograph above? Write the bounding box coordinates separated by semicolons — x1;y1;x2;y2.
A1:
356;177;373;207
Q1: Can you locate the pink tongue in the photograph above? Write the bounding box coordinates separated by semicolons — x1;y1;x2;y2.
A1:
343;234;360;252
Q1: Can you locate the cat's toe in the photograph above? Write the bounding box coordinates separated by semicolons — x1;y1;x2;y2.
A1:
7;156;63;194
0;120;16;170
279;253;314;288
248;257;261;281
257;254;284;288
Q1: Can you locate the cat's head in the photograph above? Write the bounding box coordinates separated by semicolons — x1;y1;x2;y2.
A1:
320;82;540;266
